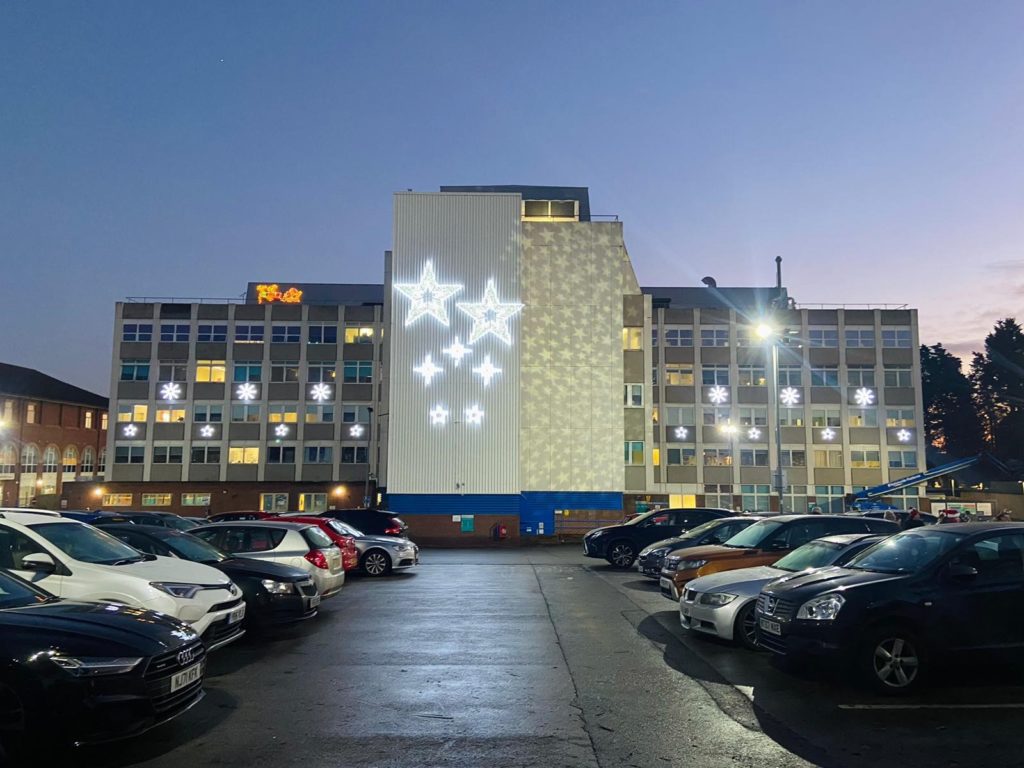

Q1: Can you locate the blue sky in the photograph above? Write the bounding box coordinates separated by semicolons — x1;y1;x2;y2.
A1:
2;1;1022;394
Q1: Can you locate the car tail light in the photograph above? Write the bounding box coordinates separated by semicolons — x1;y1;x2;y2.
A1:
385;523;402;536
304;549;330;569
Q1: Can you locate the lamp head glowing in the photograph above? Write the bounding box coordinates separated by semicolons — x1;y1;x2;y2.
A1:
755;323;774;340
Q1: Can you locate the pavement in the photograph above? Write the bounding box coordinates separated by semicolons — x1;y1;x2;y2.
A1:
71;547;1024;768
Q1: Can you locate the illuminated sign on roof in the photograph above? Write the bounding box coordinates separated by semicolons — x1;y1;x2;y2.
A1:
256;284;303;304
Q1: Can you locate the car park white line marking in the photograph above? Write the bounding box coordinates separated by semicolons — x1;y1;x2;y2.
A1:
839;703;1024;710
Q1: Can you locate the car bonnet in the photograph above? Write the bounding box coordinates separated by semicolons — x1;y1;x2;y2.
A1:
115;555;233;586
687;566;788;597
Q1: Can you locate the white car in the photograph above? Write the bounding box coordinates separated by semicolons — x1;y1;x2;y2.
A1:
0;509;246;650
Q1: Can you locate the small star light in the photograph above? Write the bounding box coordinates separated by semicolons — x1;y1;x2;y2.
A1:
274;424;289;438
472;354;502;386
310;383;332;402
414;354;443;386
780;387;801;406
160;383;181;401
349;424;365;438
465;404;485;425
429;405;449;426
707;385;729;405
442;336;473;367
199;425;215;438
821;428;836;441
854;387;875;406
897;429;912;443
457;278;524;345
674;426;688;439
747;427;762;440
122;424;138;438
236;383;258;401
394;261;463;326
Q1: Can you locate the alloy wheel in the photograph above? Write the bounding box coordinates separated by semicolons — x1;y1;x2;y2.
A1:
363;552;390;576
872;636;919;689
737;604;759;649
609;543;635;568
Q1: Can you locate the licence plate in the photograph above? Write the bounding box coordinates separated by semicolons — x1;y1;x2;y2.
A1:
681;605;690;617
660;577;679;599
228;604;246;624
309;594;321;608
759;618;781;636
170;662;203;693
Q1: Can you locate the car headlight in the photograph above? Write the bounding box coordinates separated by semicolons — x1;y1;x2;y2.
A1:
797;593;845;621
678;559;708;571
663;557;681;571
699;592;737;607
260;579;294;595
391;544;406;551
150;582;204;599
51;656;143;677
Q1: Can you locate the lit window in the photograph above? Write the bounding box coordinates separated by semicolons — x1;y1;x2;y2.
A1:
305;405;335;423
231;405;261;423
120;360;150;381
885;409;915;428
340;446;369;464
851;450;881;469
228;446;260;464
882;329;912;348
271;325;301;343
268;405;298;423
700;328;729;347
737;366;766;386
122;323;153;342
152;446;183;464
182;493;212;506
117;404;148;422
20;444;38;472
197;324;227;342
308;325;338;344
811;408;841;427
61;446;77;474
812;449;844;468
100;413;108;431
624;441;645;466
102;493;133;507
142;493;172;506
623;384;643;408
703;448;732;467
848;408;878;427
80;447;95;473
25;403;38;424
84;411;94;429
622;328;643;350
160;324;190;342
154;406;186;423
234;325;265;343
344;326;374;344
664;366;694;386
195;360;227;383
521;199;578;222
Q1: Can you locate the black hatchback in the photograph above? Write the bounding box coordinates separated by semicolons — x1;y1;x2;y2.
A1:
756;523;1024;693
319;508;408;537
636;517;761;578
583;508;733;568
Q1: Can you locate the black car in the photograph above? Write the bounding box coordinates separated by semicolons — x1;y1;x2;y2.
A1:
0;568;205;753
636;517;761;578
318;508;408;537
862;510;938;526
583;508;733;568
756;523;1024;693
104;525;320;628
94;511;203;531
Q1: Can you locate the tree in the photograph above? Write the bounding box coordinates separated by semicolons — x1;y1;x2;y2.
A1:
970;318;1024;464
920;343;984;456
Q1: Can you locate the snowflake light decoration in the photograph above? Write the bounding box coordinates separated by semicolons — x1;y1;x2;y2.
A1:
122;424;138;437
442;336;473;367
896;429;912;443
160;383;181;401
413;354;443;386
780;387;801;406
236;383;258;401
429;405;449;426
274;424;289;438
457;278;524;345
199;425;215;438
464;404;485;425
674;426;688;440
854;387;875;406
349;424;365;438
707;385;729;405
820;428;836;441
747;427;762;440
310;383;332;402
472;354;502;387
394;261;463;327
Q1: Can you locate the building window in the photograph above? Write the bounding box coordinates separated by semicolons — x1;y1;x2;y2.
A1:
155;406;186;423
80;447;95;473
231;404;261;423
101;413;108;430
847;367;876;387
737;366;767;386
664;406;694;425
624;441;645;466
812;449;844;468
808;329;839;348
700;328;729;347
235;325;264;343
195;360;227;383
190;445;221;464
664;366;694;386
0;444;16;475
779;406;804;427
666;448;696;466
305;404;335;423
194;404;223;423
342;404;372;423
883;487;921;511
735;328;753;347
778;366;802;386
308;325;338;344
623;384;643;407
702;407;732;426
741;484;771;512
228;446;260;464
304;446;333;464
344;325;374;344
813;486;845;513
120;360;150;381
784;485;809;513
780;449;806;467
298;493;328;513
845;328;875;348
152;445;183;464
114;446;145;464
25;403;38;424
117;404;148;422
740;449;769;467
704;484;733;509
885;409;915;427
343;361;373;383
268;404;298;423
664;328;693;347
703;448;732;467
810;367;839;387
157;363;187;383
341;445;369;464
61;446;77;474
182;493;212;507
271;362;300;382
233;364;263;383
884;366;912;388
651;367;659;387
142;493;172;506
197;324;227;342
160;324;190;342
84;411;94;429
622;328;643;350
522;199;578;221
98;449;106;473
271;325;301;343
651;328;659;347
41;446;59;473
882;329;912;348
701;366;729;386
308;363;336;383
811;408;841;427
102;493;133;507
888;450;918;469
851;450;881;469
122;323;153;342
267;446;296;464
848;407;878;427
21;444;38;472
738;407;767;426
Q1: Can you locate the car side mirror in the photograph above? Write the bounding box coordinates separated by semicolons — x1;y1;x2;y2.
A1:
947;563;978;581
20;552;56;573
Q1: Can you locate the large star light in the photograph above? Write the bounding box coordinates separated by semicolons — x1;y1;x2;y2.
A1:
457;279;524;345
472;355;502;386
274;424;289;438
780;387;801;406
896;429;912;443
674;426;688;439
199;425;215;438
854;387;875;406
747;427;762;440
160;383;181;401
236;383;258;401
707;386;729;405
394;261;463;326
310;383;332;402
414;354;443;386
442;336;473;367
821;428;836;441
464;404;485;425
122;424;138;437
429;405;449;426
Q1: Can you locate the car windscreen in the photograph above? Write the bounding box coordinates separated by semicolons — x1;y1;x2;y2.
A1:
162;532;229;563
721;520;785;548
0;570;55;609
29;522;145;565
847;529;966;574
327;520;361;537
772;540;843;571
622;511;659;527
678;519;729;541
164;516;202;531
302;527;335;549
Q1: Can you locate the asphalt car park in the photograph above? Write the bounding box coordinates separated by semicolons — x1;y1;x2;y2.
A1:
35;547;1024;768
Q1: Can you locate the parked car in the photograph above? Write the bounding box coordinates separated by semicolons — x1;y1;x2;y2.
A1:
191;521;346;599
93;510;204;531
104;525;321;628
0;568;207;752
660;514;900;600
862;510;939;526
584;508;734;568
318;508;408;537
317;517;420;576
681;533;886;649
275;516;363;572
756;523;1024;693
0;510;245;650
636;517;761;578
206;510;279;523
61;510;136;525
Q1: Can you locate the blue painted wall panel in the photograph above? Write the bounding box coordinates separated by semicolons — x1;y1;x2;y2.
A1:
387;494;520;517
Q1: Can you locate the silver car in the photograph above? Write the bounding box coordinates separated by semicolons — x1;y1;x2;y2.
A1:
680;533;885;649
193;521;346;598
322;519;419;577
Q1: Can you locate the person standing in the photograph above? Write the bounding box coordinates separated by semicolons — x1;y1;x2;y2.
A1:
902;508;924;530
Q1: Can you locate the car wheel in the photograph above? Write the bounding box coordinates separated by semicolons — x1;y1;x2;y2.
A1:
860;626;925;694
733;601;759;651
361;549;392;577
606;541;637;569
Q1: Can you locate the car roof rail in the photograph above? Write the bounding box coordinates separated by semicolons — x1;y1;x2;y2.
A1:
0;508;64;519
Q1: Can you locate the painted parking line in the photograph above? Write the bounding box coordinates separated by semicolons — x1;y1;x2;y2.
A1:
840;702;1024;710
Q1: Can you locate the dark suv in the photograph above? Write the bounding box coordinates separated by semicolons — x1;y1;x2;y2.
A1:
318;508;408;537
583;508;733;568
756;523;1024;693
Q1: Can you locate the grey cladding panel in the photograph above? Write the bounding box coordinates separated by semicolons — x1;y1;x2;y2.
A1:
342;383;373;401
122;303;155;319
265;464;296;481
234;305;267;321
808;347;840;366
880;310;912;325
344;305;377;322
193;383;226;400
301;464;334;482
188;465;221;482
807;310;839;325
117;381;150;400
663;347;694;364
304;423;336;441
342;344;375;361
232;344;266;362
153;423;185;440
195;342;228;359
119;342;152;360
307;345;338;363
228;423;261;440
271;304;302;320
269;343;301;361
150;465;183;482
197;305;229;320
226;465;258;481
268;383;300;400
622;295;645;326
157;342;189;360
308;305;339;321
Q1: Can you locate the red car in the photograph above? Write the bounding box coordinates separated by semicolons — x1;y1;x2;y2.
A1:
206;510;280;522
276;515;360;571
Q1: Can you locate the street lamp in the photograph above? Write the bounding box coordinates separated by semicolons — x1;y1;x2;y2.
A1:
757;320;786;513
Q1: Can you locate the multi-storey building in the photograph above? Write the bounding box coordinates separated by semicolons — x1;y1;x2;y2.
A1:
0;362;108;507
66;185;926;540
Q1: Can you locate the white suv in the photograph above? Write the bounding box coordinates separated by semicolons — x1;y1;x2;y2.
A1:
0;509;246;650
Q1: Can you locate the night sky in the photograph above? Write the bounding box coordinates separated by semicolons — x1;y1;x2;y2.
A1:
3;1;1022;396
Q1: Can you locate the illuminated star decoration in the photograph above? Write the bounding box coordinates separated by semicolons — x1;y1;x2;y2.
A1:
472;354;502;386
465;404;485;425
821;428;836;441
274;424;289;438
854;387;875;406
349;424;365;438
122;424;138;437
394;261;463;327
160;383;181;401
707;385;729;405
442;336;473;367
236;383;258;401
429;405;449;426
747;427;762;440
896;429;912;443
414;354;443;386
457;278;524;345
310;383;332;402
199;425;215;438
674;426;688;439
780;387;801;405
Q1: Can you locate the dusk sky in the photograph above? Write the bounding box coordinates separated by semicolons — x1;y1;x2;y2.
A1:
3;1;1022;396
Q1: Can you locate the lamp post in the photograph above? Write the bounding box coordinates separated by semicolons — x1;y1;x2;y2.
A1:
363;407;375;508
756;322;786;513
